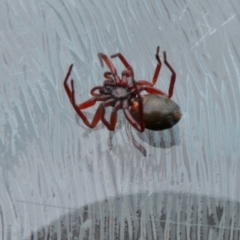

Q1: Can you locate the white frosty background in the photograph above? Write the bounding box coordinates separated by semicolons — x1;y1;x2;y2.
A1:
0;0;240;239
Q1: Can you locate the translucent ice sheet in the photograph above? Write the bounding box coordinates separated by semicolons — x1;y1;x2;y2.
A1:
0;0;240;239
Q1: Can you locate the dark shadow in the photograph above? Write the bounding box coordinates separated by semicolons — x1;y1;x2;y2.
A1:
125;122;181;156
138;124;181;149
26;191;240;240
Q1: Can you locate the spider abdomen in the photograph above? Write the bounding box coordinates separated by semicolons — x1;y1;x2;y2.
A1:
131;94;181;131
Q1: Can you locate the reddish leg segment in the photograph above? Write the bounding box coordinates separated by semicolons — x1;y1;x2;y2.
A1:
101;101;121;131
71;80;118;129
64;64;74;104
151;46;162;86
102;57;144;131
163;51;176;98
125;75;145;132
132;76;144;131
124;108;144;132
111;53;133;86
103;71;114;80
98;53;121;84
121;69;133;86
138;85;168;97
111;53;133;72
128;82;168;98
136;49;176;98
98;53;117;74
64;65;116;129
112;47;162;87
70;80;103;128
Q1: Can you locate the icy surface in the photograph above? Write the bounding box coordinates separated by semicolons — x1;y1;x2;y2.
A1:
0;0;240;239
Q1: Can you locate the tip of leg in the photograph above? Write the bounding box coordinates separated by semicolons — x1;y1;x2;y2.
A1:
68;64;74;73
70;79;74;88
163;52;167;60
98;53;104;67
111;53;118;58
64;64;74;85
137;125;145;132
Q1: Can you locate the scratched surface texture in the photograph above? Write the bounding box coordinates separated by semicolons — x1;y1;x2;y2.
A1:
0;0;240;239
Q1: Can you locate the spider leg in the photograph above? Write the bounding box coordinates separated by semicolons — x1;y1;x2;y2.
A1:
128;75;168;98
131;81;154;88
98;53;121;84
70;79;112;128
98;53;117;74
123;107;144;132
131;75;144;132
136;46;162;87
151;46;162;86
111;53;133;72
101;101;122;131
163;51;176;98
121;69;133;86
77;95;111;109
110;52;134;86
122;76;144;132
139;85;168;97
63;64;74;103
90;86;106;97
104;71;114;80
121;70;133;77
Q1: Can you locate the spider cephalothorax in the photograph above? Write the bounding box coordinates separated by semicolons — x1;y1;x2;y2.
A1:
63;46;181;132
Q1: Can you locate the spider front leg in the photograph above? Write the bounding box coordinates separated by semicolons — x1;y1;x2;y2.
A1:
111;52;133;72
98;53;121;84
70;80;105;128
73;81;122;129
64;65;112;129
111;53;135;86
98;53;117;74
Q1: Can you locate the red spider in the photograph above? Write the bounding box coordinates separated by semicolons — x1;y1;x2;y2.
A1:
63;47;180;132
